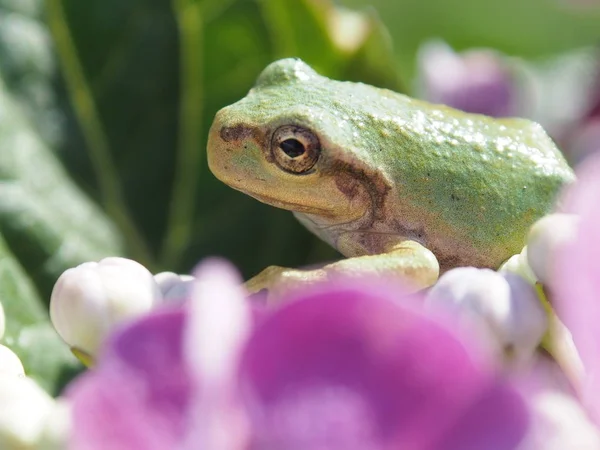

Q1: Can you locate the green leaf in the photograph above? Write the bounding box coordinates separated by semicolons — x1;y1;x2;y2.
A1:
0;0;61;145
0;75;123;300
46;0;159;268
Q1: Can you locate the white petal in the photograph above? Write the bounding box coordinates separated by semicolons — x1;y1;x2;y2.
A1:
181;259;251;450
0;345;24;376
184;258;250;384
36;399;71;450
520;391;600;449
0;375;55;449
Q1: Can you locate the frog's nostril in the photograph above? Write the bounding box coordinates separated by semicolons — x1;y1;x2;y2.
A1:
220;126;234;142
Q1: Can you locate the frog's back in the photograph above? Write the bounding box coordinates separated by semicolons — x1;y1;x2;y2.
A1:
363;91;575;269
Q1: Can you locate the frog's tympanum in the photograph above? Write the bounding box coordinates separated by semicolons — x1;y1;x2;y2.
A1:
207;58;574;297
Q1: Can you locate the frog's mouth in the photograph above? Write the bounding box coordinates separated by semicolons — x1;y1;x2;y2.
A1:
243;190;334;216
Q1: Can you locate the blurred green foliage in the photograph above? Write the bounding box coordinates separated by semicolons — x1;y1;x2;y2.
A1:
0;0;598;392
342;0;600;79
48;0;403;279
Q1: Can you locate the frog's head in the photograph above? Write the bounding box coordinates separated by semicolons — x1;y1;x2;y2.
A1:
207;58;380;222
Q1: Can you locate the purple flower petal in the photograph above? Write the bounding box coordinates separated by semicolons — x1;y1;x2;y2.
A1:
68;309;193;450
569;118;600;165
418;41;515;117
238;280;528;449
555;152;600;420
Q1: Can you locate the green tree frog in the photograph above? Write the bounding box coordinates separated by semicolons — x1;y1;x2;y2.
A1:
207;58;574;297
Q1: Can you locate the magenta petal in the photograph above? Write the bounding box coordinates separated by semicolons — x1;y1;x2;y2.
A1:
68;309;193;450
555;153;600;419
238;280;528;450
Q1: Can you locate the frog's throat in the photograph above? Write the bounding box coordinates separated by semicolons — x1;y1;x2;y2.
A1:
294;168;393;245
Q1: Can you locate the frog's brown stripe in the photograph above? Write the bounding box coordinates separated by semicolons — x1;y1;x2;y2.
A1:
324;159;391;225
220;125;266;147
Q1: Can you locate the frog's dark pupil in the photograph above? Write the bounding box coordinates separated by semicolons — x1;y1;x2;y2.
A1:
280;138;305;158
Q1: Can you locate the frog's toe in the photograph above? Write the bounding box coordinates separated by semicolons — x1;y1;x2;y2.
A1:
244;265;289;295
245;265;327;303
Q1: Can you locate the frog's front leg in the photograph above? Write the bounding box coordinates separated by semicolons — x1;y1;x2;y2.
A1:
245;240;439;303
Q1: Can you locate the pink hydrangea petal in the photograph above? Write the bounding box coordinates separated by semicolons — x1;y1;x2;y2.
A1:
68;309;193;450
68;271;529;450
238;280;528;449
555;152;600;418
419;42;515;117
103;309;193;416
68;368;178;450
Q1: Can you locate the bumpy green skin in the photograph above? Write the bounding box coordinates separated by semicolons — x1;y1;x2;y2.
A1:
210;59;575;270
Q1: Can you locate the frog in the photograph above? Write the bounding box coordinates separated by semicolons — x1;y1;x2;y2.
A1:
207;58;575;299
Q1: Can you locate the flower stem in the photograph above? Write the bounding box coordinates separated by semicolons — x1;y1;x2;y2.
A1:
539;285;584;392
161;0;205;269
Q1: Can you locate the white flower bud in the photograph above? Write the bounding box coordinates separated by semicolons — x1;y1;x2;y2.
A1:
0;375;55;449
0;302;5;340
499;246;538;286
50;257;162;357
425;267;548;361
527;214;579;286
154;271;195;302
0;345;25;376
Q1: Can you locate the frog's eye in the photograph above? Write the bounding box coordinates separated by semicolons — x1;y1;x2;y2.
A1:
271;125;320;174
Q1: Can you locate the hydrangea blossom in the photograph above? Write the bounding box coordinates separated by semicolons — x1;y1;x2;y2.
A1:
67;260;529;450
